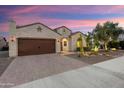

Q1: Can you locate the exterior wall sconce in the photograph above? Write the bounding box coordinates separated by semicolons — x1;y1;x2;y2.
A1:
57;40;60;42
10;36;16;42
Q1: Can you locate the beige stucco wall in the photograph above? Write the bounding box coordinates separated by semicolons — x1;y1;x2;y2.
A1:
55;27;71;37
9;21;62;57
70;33;87;51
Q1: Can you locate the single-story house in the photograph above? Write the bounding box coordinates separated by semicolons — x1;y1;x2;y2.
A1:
118;33;124;41
9;20;87;57
0;36;7;50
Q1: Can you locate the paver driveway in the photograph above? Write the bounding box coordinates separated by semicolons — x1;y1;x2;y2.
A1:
16;56;124;88
0;54;88;87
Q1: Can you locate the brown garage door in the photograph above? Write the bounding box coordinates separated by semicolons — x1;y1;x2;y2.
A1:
18;38;56;56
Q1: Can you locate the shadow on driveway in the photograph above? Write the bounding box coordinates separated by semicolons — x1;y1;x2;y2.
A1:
0;58;14;76
0;51;14;76
0;51;9;58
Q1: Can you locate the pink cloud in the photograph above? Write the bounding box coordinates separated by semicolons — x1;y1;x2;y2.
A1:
9;6;40;15
8;6;66;16
2;5;124;37
8;5;124;17
2;13;124;33
0;23;8;32
11;14;124;32
0;8;10;12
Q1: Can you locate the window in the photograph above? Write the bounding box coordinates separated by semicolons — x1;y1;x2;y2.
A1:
64;41;67;46
63;29;66;34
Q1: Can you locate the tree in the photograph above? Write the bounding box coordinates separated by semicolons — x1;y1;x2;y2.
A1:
112;27;124;41
103;21;124;41
92;21;123;51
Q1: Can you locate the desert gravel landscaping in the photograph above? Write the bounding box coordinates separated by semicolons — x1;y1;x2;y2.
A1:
67;50;124;64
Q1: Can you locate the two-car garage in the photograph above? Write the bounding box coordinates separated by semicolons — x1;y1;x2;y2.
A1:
9;21;61;57
18;38;56;56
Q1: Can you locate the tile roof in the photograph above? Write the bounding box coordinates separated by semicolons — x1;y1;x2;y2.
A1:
54;26;72;33
16;22;86;37
16;22;61;35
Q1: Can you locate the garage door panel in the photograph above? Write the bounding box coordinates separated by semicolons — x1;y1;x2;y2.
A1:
18;38;56;56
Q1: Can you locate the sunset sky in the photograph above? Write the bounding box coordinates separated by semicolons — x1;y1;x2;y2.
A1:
1;5;124;38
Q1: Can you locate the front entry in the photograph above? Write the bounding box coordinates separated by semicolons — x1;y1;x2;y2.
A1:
18;38;56;56
61;38;69;52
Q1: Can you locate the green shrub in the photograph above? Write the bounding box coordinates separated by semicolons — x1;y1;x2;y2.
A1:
83;47;91;51
120;41;124;50
76;47;80;52
108;41;120;49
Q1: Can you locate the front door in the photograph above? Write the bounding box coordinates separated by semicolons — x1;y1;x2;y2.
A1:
61;38;69;52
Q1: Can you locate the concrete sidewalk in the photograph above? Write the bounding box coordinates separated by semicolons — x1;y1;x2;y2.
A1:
16;56;124;88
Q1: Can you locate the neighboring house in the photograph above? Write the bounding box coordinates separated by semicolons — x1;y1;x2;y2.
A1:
0;36;7;50
118;34;124;41
9;20;87;57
